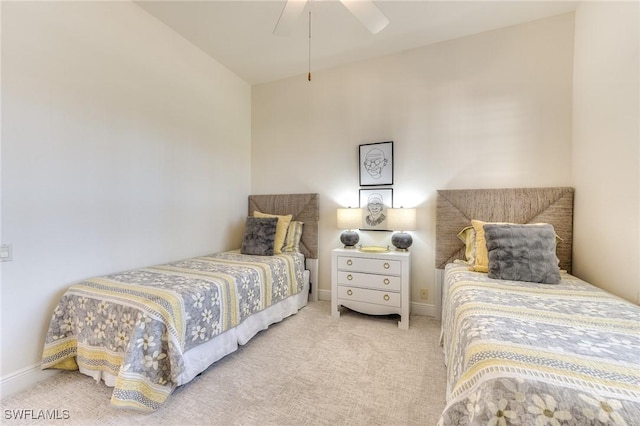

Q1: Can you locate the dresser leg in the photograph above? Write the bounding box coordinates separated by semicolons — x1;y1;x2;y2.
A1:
398;317;408;330
331;303;340;318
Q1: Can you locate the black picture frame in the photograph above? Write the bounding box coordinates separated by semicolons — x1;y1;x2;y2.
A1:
359;188;393;231
359;141;393;186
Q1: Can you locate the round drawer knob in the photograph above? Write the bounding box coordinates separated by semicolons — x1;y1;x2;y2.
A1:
347;289;353;296
347;259;353;266
347;274;353;281
383;294;390;301
383;262;390;269
383;278;390;285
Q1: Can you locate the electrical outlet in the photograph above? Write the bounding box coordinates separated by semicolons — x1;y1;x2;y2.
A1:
0;244;12;262
420;288;428;299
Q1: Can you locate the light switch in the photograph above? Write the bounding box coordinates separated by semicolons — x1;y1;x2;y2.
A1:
1;244;12;262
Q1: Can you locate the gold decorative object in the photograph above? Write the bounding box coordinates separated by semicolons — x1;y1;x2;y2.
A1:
357;245;390;253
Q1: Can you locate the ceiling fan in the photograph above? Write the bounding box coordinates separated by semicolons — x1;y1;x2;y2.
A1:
273;0;390;36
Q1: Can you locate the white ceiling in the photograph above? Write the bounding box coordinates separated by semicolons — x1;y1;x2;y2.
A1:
136;0;579;85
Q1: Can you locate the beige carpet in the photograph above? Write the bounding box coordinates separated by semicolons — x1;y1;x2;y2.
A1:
1;301;447;425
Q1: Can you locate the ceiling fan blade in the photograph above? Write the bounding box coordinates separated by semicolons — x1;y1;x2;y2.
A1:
273;0;308;36
340;0;389;34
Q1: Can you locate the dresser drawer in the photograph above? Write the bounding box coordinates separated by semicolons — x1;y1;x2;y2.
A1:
337;256;401;275
337;271;401;292
337;286;400;308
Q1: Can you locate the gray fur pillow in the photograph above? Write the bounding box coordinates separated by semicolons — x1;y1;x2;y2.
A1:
484;223;560;284
241;217;278;256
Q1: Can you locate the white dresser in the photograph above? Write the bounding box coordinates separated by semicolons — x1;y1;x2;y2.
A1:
331;248;411;329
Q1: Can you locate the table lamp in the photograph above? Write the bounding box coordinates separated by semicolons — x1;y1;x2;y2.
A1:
337;207;362;249
387;207;417;251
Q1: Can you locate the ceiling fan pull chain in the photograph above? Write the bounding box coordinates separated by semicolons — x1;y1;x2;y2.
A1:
308;10;312;82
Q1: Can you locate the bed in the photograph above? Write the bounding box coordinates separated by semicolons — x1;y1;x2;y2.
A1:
436;187;640;425
41;193;319;411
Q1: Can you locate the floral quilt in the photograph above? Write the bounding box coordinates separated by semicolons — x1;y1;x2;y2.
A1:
439;262;640;425
42;251;305;411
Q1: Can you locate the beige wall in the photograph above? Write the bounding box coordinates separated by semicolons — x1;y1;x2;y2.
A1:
0;1;251;394
4;0;635;401
252;13;575;311
572;1;640;304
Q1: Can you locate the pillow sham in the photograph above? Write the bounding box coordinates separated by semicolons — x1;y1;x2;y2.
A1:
483;223;561;284
470;220;499;272
282;221;304;253
253;211;292;254
456;226;476;265
241;217;278;256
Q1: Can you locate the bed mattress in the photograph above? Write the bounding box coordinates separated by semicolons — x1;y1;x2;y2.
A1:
439;262;640;425
42;250;306;411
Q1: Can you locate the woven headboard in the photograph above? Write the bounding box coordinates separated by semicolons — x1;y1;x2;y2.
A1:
435;187;574;273
248;193;319;260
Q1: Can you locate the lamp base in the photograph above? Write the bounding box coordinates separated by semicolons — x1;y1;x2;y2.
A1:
391;232;413;251
340;230;359;249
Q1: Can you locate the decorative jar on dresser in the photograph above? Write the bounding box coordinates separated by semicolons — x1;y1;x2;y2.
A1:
331;247;411;329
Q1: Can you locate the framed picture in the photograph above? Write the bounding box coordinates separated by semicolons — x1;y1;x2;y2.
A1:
359;188;393;231
359;141;393;186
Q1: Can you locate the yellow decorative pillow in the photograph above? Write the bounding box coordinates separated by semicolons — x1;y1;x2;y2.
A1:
471;220;493;272
253;211;292;254
456;226;476;265
282;221;304;253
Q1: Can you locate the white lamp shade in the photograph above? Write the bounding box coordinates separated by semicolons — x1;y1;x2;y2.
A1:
387;208;417;231
337;208;363;230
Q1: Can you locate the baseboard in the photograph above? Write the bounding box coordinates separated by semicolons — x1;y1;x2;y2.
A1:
318;288;331;302
0;364;59;399
317;289;437;318
410;301;436;317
